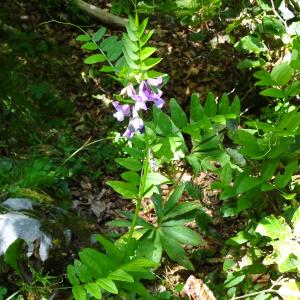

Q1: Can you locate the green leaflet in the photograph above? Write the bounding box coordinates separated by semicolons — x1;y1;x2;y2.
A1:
106;180;138;199
84;283;102;299
72;286;86;300
96;278;118;294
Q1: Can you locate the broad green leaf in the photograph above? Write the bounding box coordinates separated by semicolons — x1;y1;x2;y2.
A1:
72;286;86;300
108;269;134;282
74;260;92;283
211;114;226;124
254;70;275;86
151;193;163;221
186;155;201;173
285;81;300;97
235;174;262;194
234;130;262;157
236;194;254;213
190;93;211;127
100;66;115;73
81;42;98;51
260;16;285;34
275;160;298;188
96;278;118;294
163;202;198;220
106;180;138;199
160;226;203;246
121;258;157;272
204;92;217;117
100;36;118;52
220;163;232;184
84;54;106;64
141;57;162;70
123;51;140;69
291;60;300;70
121;171;140;185
194;133;220;151
79;248;113;278
159;230;194;270
140;47;156;61
163;184;185;215
218;93;230;115
76;34;90;42
92;27;106;42
95;235;123;262
67;265;80;286
115;157;142;172
123;34;138;53
238;58;261;69
256;215;293;240
140;29;154;47
223;258;235;272
145;172;169;189
128;15;137;31
226;231;249;246
107;41;123;61
235;35;267;54
153;233;163;263
261;159;279;181
229;96;241;119
224;274;245;288
126;24;138;41
84;283;102;299
170;98;187;128
260;88;286;98
139;18;148;37
271;62;294;85
153;106;173;135
123;46;139;61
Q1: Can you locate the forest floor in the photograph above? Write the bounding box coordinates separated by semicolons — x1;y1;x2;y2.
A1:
0;0;261;297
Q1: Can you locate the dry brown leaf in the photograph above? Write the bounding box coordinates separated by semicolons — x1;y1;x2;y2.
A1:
180;275;216;300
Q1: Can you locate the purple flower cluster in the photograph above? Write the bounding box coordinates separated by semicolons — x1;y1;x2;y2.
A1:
112;76;164;138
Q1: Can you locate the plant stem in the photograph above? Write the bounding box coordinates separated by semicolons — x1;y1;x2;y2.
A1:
270;0;288;31
123;135;150;261
232;289;278;299
232;278;283;300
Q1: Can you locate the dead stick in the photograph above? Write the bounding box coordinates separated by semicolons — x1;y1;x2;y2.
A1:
72;0;127;28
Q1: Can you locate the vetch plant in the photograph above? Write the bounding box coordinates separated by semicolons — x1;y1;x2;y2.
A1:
109;185;203;270
68;14;176;299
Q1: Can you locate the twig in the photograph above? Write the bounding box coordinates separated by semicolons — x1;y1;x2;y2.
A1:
72;0;127;28
232;276;284;300
270;0;288;32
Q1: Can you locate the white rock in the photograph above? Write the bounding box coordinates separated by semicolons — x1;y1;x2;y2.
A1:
2;198;34;211
0;212;52;261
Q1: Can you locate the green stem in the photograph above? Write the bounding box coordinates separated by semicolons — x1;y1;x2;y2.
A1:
123;135;150;261
232;289;278;299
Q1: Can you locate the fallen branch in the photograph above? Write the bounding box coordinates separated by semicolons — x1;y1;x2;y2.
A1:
72;0;127;28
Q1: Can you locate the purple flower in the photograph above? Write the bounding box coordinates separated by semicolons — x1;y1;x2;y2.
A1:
138;81;165;109
112;101;131;122
123;115;144;138
115;77;165;139
120;84;136;99
147;76;163;87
